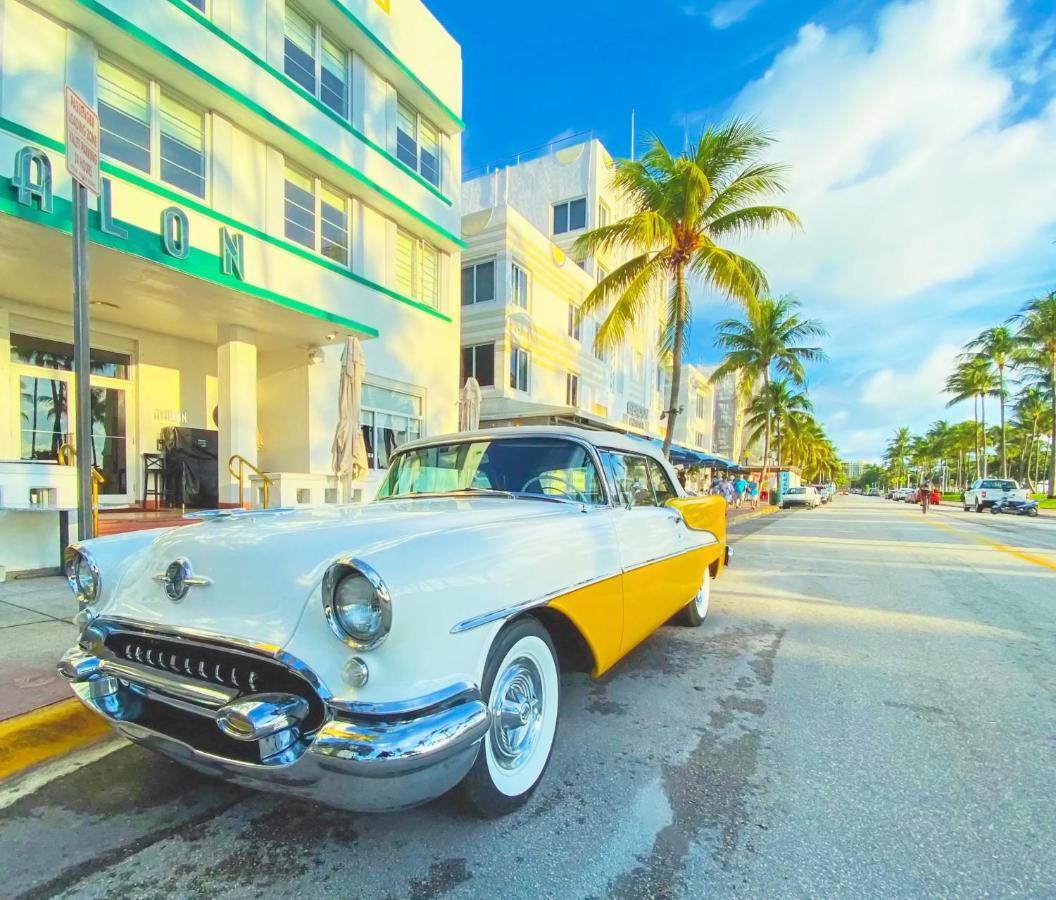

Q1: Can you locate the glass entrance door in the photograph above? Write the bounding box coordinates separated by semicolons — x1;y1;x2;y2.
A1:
11;333;131;500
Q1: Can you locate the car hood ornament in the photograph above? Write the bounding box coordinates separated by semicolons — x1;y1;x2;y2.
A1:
153;558;211;601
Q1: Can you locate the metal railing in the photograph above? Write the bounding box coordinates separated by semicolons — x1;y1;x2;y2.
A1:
227;454;273;509
57;442;105;534
463;130;596;181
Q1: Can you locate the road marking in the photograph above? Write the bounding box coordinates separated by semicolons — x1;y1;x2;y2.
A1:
0;738;124;811
922;518;1056;573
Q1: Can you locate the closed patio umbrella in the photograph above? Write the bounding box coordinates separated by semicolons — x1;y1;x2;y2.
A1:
459;377;482;432
332;336;368;500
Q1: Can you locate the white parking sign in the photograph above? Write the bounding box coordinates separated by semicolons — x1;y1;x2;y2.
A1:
64;86;100;195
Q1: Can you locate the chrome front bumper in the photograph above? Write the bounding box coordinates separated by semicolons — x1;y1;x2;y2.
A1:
59;644;489;813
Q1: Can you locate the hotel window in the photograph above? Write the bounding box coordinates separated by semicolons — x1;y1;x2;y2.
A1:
284;4;350;118
360;383;422;470
511;262;530;309
593;318;605;361
284;165;349;265
182;0;206;11
553;197;587;235
567;303;582;341
396;98;441;187
461;343;495;387
696;394;707;419
597;265;608;284
510;346;530;392
461;260;495;305
98;60;205;199
566;373;580;407
396;228;440;308
598;202;610;228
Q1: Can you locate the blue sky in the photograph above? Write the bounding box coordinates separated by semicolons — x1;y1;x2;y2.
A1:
429;0;1056;459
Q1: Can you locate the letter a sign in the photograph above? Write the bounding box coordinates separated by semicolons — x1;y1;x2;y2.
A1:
64;86;100;195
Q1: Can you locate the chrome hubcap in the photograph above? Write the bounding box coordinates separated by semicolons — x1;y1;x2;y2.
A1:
695;576;710;615
490;657;544;770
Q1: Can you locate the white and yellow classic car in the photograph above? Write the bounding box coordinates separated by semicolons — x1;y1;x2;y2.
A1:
59;426;729;816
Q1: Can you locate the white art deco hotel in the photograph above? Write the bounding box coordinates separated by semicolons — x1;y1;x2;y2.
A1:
0;0;463;571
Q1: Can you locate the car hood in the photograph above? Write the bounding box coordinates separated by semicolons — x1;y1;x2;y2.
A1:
97;498;574;648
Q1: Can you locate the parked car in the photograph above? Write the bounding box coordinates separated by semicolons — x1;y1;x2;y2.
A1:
963;478;1028;512
58;427;729;817
781;486;821;509
990;497;1040;517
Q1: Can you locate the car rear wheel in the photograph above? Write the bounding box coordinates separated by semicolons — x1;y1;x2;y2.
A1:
976;501;984;513
459;617;559;818
680;568;712;626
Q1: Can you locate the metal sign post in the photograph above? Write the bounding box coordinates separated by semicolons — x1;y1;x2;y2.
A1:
65;86;101;540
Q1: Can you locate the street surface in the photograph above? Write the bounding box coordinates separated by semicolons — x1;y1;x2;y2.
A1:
2;497;1054;899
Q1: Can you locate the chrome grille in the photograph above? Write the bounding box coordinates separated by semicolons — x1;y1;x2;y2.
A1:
101;628;325;731
116;637;261;691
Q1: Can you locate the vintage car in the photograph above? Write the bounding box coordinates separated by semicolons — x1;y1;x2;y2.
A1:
59;426;729;817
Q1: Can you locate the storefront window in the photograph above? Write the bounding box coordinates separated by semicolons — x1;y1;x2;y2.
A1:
90;387;128;494
19;374;69;461
360;384;423;469
11;334;130;378
12;333;130;496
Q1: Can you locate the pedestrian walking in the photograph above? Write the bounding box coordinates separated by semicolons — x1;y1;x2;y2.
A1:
920;479;931;515
733;474;748;508
748;478;760;509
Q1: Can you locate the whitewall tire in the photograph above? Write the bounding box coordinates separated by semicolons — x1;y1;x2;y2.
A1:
459;618;560;817
680;568;712;627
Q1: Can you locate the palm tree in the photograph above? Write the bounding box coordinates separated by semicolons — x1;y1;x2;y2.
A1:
884;427;913;487
573;121;800;458
1012;387;1049;488
710;295;826;486
945;357;1000;478
1010;291;1056;497
965;326;1016;477
743;379;811;469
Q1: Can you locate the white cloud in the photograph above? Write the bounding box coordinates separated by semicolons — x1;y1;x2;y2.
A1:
857;343;961;410
732;0;1056;304
695;0;1056;456
683;0;766;29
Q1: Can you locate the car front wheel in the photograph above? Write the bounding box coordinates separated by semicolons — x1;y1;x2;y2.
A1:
459;617;560;817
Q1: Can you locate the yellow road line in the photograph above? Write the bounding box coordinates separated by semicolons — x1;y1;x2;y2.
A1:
0;698;112;781
923;518;1056;573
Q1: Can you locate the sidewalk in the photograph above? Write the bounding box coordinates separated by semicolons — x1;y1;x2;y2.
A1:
0;574;77;722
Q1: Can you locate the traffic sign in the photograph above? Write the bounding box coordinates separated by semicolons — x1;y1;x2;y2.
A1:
64;86;100;195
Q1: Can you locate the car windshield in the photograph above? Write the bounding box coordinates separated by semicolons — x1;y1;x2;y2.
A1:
788;487;805;494
377;437;607;505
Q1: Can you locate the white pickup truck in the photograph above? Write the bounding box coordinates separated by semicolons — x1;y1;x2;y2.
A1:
962;478;1028;512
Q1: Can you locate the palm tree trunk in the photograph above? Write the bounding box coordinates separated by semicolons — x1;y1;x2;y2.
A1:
1049;356;1056;498
999;364;1007;477
980;393;988;478
973;396;980;478
758;370;772;499
662;265;688;460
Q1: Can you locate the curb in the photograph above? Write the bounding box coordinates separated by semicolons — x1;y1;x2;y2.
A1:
0;697;112;782
728;504;781;527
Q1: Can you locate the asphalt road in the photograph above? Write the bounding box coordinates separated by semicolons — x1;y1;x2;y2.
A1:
2;497;1054;899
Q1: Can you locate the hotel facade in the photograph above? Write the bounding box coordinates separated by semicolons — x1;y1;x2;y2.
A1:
0;0;463;570
460;139;670;439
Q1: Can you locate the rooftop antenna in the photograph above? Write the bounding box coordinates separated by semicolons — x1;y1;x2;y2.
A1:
630;108;636;161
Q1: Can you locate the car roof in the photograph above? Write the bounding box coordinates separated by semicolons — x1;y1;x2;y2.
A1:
397;425;673;466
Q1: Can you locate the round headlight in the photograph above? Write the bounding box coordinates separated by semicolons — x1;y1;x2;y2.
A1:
323;563;391;650
64;546;101;606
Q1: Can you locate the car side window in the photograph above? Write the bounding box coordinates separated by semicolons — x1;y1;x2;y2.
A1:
602;452;656;507
646;458;677;505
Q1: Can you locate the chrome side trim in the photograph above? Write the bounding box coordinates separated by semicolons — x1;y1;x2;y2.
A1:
329;681;478;717
450;571;620;634
449;541;721;634
183;508;297;520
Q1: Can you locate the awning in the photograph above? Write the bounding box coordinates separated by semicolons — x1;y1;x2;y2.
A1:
626;435;731;468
